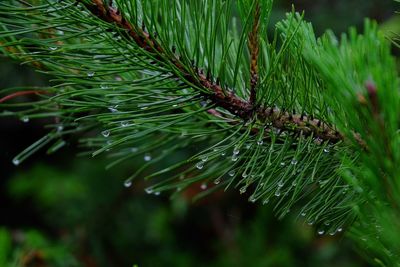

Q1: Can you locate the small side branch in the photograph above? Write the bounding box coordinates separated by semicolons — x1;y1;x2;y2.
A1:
248;1;261;106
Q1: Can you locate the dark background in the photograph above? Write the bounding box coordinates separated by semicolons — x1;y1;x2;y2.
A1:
0;1;398;266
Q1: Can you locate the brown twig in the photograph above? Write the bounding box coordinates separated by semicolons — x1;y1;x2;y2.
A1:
77;0;343;144
248;1;261;106
0;90;47;103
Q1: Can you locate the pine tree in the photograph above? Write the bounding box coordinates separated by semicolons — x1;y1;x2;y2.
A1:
1;0;399;265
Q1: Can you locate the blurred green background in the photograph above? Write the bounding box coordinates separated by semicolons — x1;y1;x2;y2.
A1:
1;1;398;266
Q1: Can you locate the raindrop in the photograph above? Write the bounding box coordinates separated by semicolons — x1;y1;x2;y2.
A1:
324;221;331;226
292;181;298;186
213;178;221;185
121;121;129;127
21;116;29;123
246;144;251;149
131;147;138;153
124;180;132;188
329;231;336;236
196;161;204;169
275;189;281;197
249;196;256;203
12;158;20;166
87;71;95;77
262;199;269;205
280;162;286;167
318;229;325;235
144;153;152;161
100;84;108;89
257;140;263;146
239;186;247;194
300;212;306;217
57;125;64;132
154;191;161;196
172;104;179;108
201;156;208;162
140;106;149;110
291;159;298;165
228;170;235;177
242;173;248;178
307;220;314;226
145;188;153;194
323;148;330;153
49;46;58;51
101;130;110;137
337;228;343;232
200;183;207;190
233;147;240;155
278;180;284;187
221;152;226;156
108;105;119;113
231;154;238;162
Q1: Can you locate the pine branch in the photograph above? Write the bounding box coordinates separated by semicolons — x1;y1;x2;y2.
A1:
78;0;343;144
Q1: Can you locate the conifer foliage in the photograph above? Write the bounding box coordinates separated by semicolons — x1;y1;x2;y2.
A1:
0;0;399;265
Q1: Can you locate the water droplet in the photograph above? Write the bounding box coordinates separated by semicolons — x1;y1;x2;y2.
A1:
12;158;20;166
278;180;284;187
131;147;138;152
228;170;235;177
21;116;29;123
292;181;297;186
154;191;161;196
242;173;248;178
57;125;64;132
145;187;153;194
257;140;263;146
329;231;336;236
87;71;95;77
318;229;325;235
324;221;331;226
172;104;178;108
196;161;204;169
307;220;314;226
101;130;110;137
239;186;247;194
49;46;58;51
280;162;286;167
249;196;256;203
124;180;132;187
140;106;149;110
337;228;343;232
323;148;330;153
201;156;208;162
108;105;119;113
246;144;251;149
121;121;129;127
233;147;240;155
221;152;226;156
262;199;269;205
301;212;306;217
231;154;238;162
213;178;221;184
101;84;108;89
200;183;207;190
291;159;298;165
275;189;281;197
144;153;152;161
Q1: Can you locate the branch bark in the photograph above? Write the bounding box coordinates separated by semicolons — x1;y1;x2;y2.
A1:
248;1;261;106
